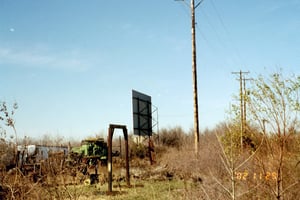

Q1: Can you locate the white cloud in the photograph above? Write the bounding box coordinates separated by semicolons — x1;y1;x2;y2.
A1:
0;47;90;72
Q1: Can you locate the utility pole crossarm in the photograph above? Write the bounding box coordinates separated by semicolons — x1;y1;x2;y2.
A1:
174;0;204;10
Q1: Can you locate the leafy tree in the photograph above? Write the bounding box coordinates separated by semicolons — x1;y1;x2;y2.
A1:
247;72;300;199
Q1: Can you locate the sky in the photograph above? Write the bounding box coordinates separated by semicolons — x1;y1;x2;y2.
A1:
0;0;300;141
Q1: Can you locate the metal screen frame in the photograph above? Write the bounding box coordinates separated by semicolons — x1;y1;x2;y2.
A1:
132;90;152;137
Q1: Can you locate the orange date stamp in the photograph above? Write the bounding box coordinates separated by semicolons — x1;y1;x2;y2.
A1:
235;171;277;181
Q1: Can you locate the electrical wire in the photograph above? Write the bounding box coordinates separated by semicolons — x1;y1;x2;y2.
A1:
209;0;245;68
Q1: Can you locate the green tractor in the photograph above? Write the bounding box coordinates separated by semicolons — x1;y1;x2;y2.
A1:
69;137;108;184
71;138;108;165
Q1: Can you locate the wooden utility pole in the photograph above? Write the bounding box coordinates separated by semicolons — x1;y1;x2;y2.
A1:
243;77;247;124
176;0;203;155
242;77;252;130
191;0;200;155
232;70;249;151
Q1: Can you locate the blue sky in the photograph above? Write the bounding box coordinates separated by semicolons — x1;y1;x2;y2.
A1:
1;0;299;141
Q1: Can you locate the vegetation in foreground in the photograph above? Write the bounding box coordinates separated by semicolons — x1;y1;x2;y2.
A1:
1;72;300;200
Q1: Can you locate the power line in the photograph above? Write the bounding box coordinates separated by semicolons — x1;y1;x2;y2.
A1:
199;9;228;52
210;0;245;67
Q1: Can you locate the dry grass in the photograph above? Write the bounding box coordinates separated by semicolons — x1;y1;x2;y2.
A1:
1;125;300;199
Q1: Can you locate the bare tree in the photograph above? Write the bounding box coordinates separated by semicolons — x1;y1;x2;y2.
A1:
210;122;265;200
0;101;18;168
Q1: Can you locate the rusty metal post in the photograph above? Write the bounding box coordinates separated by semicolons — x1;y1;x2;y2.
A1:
107;126;113;193
123;127;130;187
107;124;130;193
